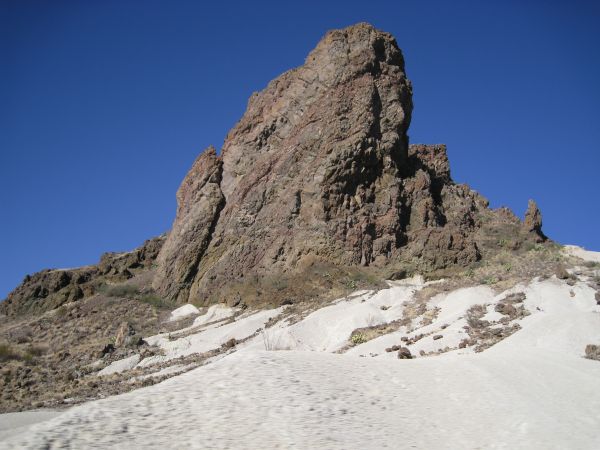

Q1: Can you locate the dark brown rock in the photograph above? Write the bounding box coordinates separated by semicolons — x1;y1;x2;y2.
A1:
3;23;552;314
397;347;412;359
495;303;517;317
524;199;546;241
151;23;542;307
585;344;600;361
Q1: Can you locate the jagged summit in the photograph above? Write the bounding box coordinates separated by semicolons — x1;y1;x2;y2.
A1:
1;23;546;315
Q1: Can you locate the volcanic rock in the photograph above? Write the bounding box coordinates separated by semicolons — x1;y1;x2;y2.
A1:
524;199;546;241
150;23;547;306
2;23;549;314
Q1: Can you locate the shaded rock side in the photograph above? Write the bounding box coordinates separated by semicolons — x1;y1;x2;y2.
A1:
152;147;225;302
153;23;545;306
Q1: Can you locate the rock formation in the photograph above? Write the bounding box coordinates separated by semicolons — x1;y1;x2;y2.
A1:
524;199;546;241
151;23;545;306
1;23;547;314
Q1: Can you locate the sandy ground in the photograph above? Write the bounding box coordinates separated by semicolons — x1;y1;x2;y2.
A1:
2;347;599;449
0;410;62;441
1;247;599;449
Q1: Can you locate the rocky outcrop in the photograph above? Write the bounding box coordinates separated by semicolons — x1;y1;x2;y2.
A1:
153;147;225;302
152;23;546;307
524;199;546;241
3;23;548;314
0;236;165;316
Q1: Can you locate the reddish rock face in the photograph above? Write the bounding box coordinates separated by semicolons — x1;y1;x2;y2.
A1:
149;23;548;306
152;23;545;306
1;23;548;315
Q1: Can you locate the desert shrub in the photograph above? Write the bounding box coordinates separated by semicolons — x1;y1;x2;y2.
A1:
261;331;292;351
96;282;140;298
350;332;367;345
137;293;170;309
583;261;600;268
26;344;47;358
482;276;498;285
0;343;21;362
104;284;140;298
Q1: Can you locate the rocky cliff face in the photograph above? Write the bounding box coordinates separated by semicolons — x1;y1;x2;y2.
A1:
152;23;545;306
2;23;546;315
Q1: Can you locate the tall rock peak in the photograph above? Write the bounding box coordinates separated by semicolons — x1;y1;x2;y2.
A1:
0;23;552;318
149;23;541;307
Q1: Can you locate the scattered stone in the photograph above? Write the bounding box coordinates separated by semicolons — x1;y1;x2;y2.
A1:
433;335;443;340
397;347;412;359
100;344;115;357
503;292;526;303
222;338;237;349
495;303;517;317
585;344;600;361
114;322;135;347
555;266;570;280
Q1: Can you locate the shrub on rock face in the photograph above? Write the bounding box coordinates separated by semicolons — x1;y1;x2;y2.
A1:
0;343;20;362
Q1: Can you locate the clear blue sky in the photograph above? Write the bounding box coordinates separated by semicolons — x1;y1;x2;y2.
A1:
1;0;599;299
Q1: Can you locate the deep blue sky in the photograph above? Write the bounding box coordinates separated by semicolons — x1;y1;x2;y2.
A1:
1;0;599;299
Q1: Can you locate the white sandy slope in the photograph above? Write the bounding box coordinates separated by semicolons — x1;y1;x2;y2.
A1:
167;304;200;322
564;244;600;263
2;259;600;448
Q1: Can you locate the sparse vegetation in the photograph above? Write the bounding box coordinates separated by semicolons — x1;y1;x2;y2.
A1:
261;330;292;351
138;293;171;309
583;261;600;269
98;283;140;298
350;332;367;345
0;343;21;362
